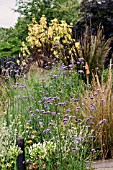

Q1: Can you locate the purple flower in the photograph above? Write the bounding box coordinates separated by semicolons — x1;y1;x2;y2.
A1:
96;89;100;92
94;93;98;96
66;108;71;112
78;58;84;61
88;136;95;139
102;119;106;124
91;149;96;153
51;112;56;115
58;102;66;106
46;111;51;114
91;122;95;125
91;106;95;111
30;113;36;117
61;72;66;76
38;116;41;119
71;148;76;152
76;137;82;142
39;122;43;126
41;110;46;114
76;106;80;111
85;118;90;122
91;104;96;110
52;75;58;79
36;109;39;112
82;103;85;106
74;98;79;102
64;114;69;118
56;136;59;139
78;70;84;74
101;99;106;103
63;118;68;124
12;85;17;89
43;129;51;134
20;84;26;88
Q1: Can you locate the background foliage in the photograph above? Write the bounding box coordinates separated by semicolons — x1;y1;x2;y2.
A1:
0;0;81;58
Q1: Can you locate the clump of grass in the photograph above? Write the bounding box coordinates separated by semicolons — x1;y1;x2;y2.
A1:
74;25;112;83
78;60;113;159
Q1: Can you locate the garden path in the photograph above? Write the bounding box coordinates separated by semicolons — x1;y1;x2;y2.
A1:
92;159;113;170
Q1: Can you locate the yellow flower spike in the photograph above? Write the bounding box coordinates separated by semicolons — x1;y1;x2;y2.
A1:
48;27;53;37
55;54;59;58
69;22;73;28
75;42;80;49
53;50;58;56
53;36;60;42
21;16;76;65
26;140;32;145
17;59;20;65
31;135;35;139
40;15;47;28
51;18;58;23
22;42;26;47
61;20;67;27
22;60;26;66
32;17;37;23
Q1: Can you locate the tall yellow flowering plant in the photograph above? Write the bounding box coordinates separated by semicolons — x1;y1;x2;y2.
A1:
21;15;79;67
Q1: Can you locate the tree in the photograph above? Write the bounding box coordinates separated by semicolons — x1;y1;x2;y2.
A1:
74;0;113;39
73;0;113;67
0;27;22;57
15;0;80;24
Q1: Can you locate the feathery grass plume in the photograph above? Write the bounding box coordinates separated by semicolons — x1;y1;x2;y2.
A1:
79;60;113;159
74;25;112;82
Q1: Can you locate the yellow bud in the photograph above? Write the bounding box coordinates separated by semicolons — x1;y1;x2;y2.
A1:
75;42;80;49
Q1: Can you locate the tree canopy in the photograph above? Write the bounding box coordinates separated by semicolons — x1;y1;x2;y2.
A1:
0;27;22;57
15;0;80;24
74;0;113;39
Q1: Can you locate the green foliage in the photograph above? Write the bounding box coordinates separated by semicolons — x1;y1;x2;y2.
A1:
15;0;80;24
0;66;94;169
1;61;113;168
54;0;81;24
0;27;22;57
